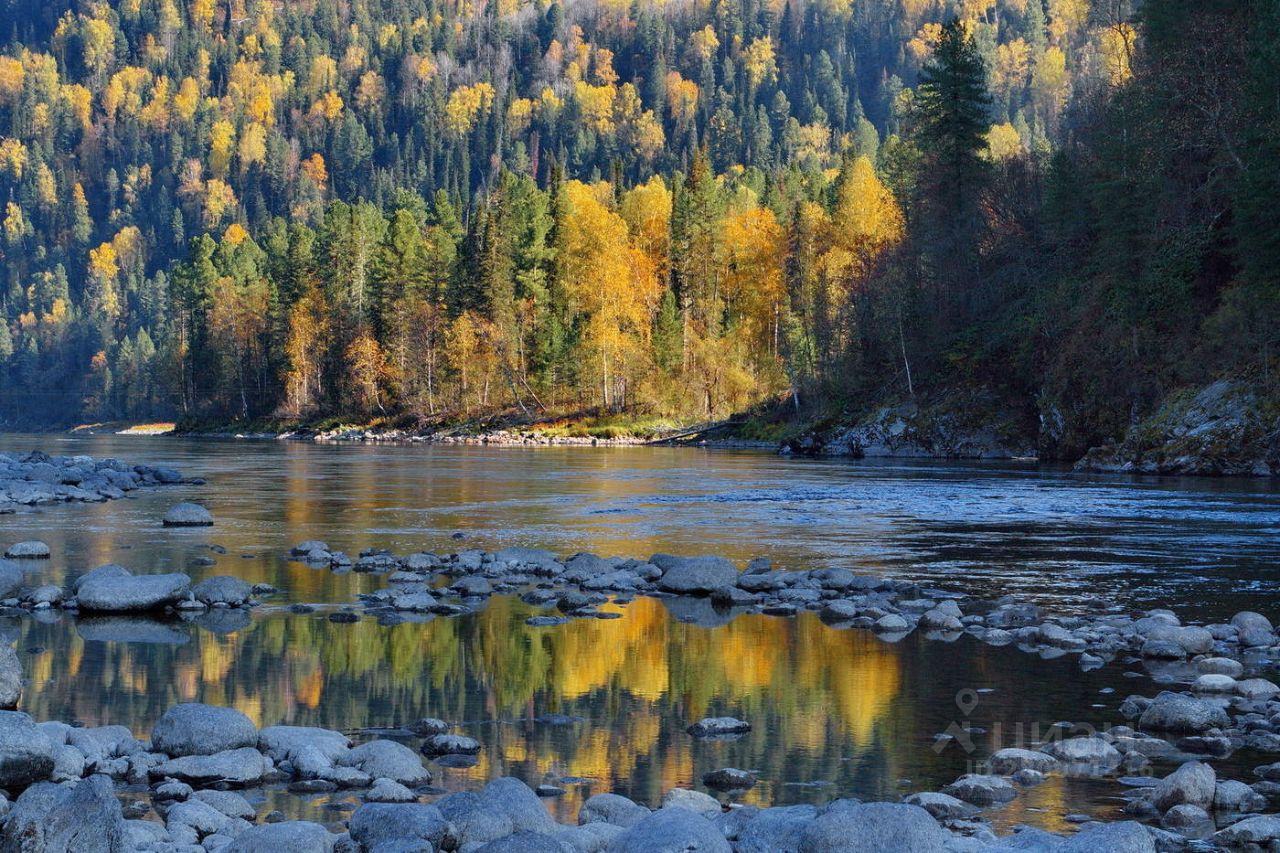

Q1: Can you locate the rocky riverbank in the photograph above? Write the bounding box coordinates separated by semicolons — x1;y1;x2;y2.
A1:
0;450;189;512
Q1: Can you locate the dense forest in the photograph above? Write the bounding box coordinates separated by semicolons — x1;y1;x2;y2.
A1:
0;0;1274;455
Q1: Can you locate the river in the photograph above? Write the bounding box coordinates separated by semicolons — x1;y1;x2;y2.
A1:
2;434;1278;831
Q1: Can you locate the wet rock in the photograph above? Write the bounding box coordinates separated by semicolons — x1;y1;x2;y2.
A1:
1138;692;1230;733
1;774;125;851
4;540;50;559
75;565;192;612
1214;780;1266;813
941;774;1017;806
920;609;963;631
150;747;271;787
0;645;21;709
348;802;454;851
365;778;417;803
1152;761;1215;811
1193;674;1237;693
0;710;56;788
606;806;730;852
222;821;338;852
258;726;350;764
339;739;431;786
407;718;450;737
193;576;253;607
687;717;750;738
165;797;253;845
1197;657;1244;678
1213;814;1280;848
703;768;756;791
436;790;515;846
1057;820;1157;852
474;830;568;852
420;734;480;756
1237;678;1280;700
579;793;650;828
900;792;978;820
652;555;738;595
798;801;947;853
1231;611;1276;648
872;614;910;633
985;603;1042;629
476;777;557;834
1041;737;1123;771
151;703;258;756
986;748;1060;775
192;789;256;821
163;502;214;527
660;788;721;818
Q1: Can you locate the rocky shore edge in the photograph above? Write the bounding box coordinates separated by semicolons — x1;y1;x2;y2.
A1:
0;450;190;513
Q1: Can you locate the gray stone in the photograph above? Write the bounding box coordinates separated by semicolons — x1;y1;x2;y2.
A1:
579;794;650;828
151;704;258;756
0;645;21;709
149;747;270;787
474;831;567;853
4;540;49;559
1057;821;1156;852
1041;737;1123;771
340;739;432;786
872;614;910;633
986;748;1060;775
76;565;192;612
1152;761;1215;811
420;734;480;756
348;803;453;851
1214;814;1280;847
258;726;350;763
193;576;253;607
436;791;514;846
652;555;738;594
222;821;337;852
366;778;417;803
900;792;978;820
191;790;256;821
163;503;214;527
165;798;252;845
1231;612;1276;648
605;807;730;852
659;788;721;818
0;710;55;788
1138;692;1230;733
719;804;816;853
1237;678;1280;700
0;775;125;852
1162;803;1211;829
797;801;947;853
552;823;625;853
703;768;755;790
476;777;556;834
686;717;750;737
941;773;1017;806
1214;780;1266;813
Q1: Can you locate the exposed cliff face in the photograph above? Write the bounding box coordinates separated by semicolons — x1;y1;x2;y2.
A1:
1075;380;1280;476
784;391;1039;460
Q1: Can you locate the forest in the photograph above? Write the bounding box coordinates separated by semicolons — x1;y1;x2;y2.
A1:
0;0;1275;457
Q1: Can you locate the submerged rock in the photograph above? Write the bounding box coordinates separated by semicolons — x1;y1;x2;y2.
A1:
162;502;214;527
687;717;751;738
703;768;756;791
192;575;253;607
421;734;481;756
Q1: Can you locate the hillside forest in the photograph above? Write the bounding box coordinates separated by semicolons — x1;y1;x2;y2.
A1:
0;0;1275;455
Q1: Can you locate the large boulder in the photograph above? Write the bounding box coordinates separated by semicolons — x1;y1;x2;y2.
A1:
473;778;557;834
1041;737;1123;771
1152;761;1215;812
151;703;258;756
652;555;738;594
222;821;337;853
721;804;817;853
941;774;1017;806
1214;814;1280;848
436;791;515;847
797;801;947;853
0;710;56;788
0;775;125;852
1057;821;1156;853
348;803;455;851
605;807;730;852
1231;612;1276;648
1138;692;1231;733
580;793;651;828
0;645;21;709
75;565;191;612
258;726;350;764
162;502;213;527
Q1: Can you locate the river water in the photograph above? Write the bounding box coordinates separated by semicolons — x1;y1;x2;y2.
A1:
2;434;1279;832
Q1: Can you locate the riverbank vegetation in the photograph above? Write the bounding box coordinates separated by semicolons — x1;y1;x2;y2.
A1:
0;0;1274;457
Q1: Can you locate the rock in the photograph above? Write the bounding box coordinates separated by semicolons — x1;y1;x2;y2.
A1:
1153;761;1216;811
192;790;256;821
0;710;56;788
872;614;910;633
1057;821;1156;852
4;540;50;559
165;797;253;845
475;778;557;834
1231;611;1276;648
151;703;258;756
687;717;750;738
1214;780;1266;813
900;792;978;820
407;718;450;737
579;794;650;828
76;565;192;612
163;502;214;527
0;775;125;851
1138;692;1230;733
1041;737;1123;771
941;774;1017;806
660;788;721;818
797;801;947;853
340;739;432;786
652;555;738;595
605;806;730;852
222;821;337;852
420;734;480;756
553;823;626;852
149;747;271;787
436;791;514;847
1237;678;1280;700
365;778;417;803
193;576;253;607
1213;815;1280;848
1193;674;1237;693
986;748;1060;775
920;609;964;631
258;726;350;763
348;803;454;851
703;768;756;790
1197;657;1245;678
0;645;21;709
474;831;568;852
1163;803;1212;830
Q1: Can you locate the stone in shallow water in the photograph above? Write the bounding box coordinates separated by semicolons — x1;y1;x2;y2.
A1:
607;806;731;853
420;733;481;756
1138;692;1230;733
1040;737;1123;772
652;554;738;595
163;502;214;527
407;718;450;736
75;564;192;612
798;801;947;853
686;717;750;737
151;703;258;757
3;774;125;851
900;792;978;820
941;773;1017;806
149;747;271;787
579;793;650;828
4;540;50;559
986;748;1061;775
703;768;756;791
348;802;454;851
0;643;22;709
339;739;432;786
1152;761;1215;811
193;575;253;607
0;710;56;788
222;821;337;852
365;777;418;802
